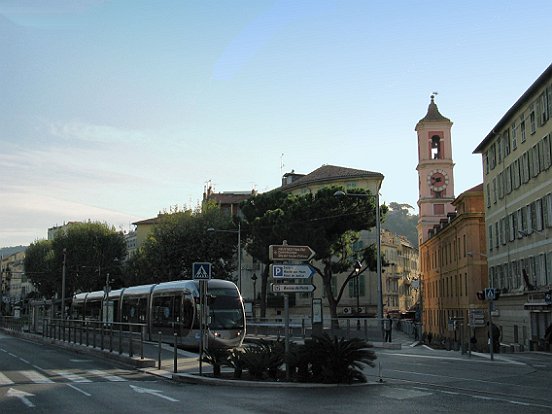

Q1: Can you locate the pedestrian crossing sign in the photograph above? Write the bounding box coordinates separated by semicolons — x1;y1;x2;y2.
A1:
192;262;212;280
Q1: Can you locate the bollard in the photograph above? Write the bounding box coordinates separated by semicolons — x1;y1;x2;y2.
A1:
173;333;178;373
158;332;162;370
140;326;144;360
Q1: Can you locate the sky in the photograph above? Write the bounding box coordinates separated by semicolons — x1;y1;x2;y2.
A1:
1;0;551;248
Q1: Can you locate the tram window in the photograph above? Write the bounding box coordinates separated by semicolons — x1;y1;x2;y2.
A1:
152;296;173;328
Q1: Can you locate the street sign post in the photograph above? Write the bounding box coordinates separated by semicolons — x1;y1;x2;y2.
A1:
271;263;315;279
271;284;316;293
269;245;315;261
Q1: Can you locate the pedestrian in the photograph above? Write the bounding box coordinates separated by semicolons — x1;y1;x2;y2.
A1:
384;314;392;342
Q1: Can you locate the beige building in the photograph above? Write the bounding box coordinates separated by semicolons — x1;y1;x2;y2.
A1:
278;165;385;319
473;63;552;351
1;250;34;316
420;185;488;347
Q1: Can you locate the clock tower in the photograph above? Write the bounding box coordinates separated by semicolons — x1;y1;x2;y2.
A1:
416;95;455;245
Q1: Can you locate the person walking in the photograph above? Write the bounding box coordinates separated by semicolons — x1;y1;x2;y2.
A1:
384;314;392;342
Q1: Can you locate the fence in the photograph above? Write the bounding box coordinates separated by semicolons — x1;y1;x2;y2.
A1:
246;317;389;342
1;316;147;359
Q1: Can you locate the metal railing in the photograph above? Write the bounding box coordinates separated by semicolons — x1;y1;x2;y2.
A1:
0;316;147;359
246;317;388;341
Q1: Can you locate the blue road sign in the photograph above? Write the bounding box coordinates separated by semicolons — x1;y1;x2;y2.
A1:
272;264;315;279
192;262;212;280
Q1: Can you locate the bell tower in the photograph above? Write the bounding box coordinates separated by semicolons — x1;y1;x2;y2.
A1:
416;95;456;245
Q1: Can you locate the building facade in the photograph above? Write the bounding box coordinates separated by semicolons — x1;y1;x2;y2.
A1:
416;97;489;348
419;185;488;347
473;63;552;351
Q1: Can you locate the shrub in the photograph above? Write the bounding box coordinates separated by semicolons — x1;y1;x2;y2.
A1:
301;333;377;384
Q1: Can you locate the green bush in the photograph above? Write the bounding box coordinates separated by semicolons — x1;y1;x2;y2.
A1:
301;333;377;384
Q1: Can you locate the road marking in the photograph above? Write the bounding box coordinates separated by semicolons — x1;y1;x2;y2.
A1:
7;388;35;408
67;384;92;396
20;370;54;384
0;372;15;385
130;385;179;402
19;357;29;364
55;371;92;383
89;370;127;382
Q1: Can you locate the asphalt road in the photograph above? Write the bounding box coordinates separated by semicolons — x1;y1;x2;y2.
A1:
1;331;551;413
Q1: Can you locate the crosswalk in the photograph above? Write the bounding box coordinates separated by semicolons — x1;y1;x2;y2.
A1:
0;369;128;385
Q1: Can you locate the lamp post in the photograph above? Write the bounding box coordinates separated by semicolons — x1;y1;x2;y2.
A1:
334;190;383;338
207;223;242;292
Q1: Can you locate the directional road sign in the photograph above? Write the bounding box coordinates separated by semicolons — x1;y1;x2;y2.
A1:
271;284;316;293
269;245;315;261
272;264;315;279
192;262;212;280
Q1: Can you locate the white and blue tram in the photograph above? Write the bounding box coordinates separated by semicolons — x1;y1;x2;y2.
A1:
71;279;245;349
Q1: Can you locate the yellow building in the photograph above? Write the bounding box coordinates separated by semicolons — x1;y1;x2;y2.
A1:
473;63;552;351
420;185;488;348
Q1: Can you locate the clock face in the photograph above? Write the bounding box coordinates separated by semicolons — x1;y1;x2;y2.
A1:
427;169;449;192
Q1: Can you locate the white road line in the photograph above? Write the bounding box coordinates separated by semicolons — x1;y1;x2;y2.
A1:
19;357;29;364
89;370;127;382
0;372;15;385
67;383;92;397
55;371;92;383
20;370;54;384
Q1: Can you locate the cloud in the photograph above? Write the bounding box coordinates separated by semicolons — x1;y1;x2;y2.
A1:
0;190;141;247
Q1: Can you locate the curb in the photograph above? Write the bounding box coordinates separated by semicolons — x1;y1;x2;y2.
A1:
171;372;383;388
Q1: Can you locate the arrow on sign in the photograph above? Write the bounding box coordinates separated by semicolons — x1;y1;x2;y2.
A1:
271;284;316;293
130;385;179;402
272;264;315;279
7;388;35;408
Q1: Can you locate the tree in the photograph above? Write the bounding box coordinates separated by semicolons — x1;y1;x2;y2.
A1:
123;202;238;284
383;202;418;248
241;187;387;323
24;222;127;299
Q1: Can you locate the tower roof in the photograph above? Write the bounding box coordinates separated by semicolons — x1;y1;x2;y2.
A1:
416;95;451;127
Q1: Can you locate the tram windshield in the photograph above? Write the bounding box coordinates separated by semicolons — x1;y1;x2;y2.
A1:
207;288;244;330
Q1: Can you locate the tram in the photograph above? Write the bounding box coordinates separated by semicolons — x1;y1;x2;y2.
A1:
70;279;245;349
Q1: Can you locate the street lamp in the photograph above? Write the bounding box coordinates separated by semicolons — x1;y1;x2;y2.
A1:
207;223;242;292
334;190;384;337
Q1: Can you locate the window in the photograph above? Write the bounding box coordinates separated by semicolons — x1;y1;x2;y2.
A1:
497;135;503;163
520;115;526;143
492;178;497;204
521;152;530;183
490;143;496;169
538;91;549;125
505;165;512;194
488;225;493;251
503;130;511;156
531;144;541;177
512;121;518;149
535;199;543;231
529;103;536;134
513;159;521;189
545;193;552;228
484;152;489;174
486;184;491;208
508;213;515;242
543;134;551;169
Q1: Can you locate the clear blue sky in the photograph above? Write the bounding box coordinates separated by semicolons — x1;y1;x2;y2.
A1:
1;0;551;247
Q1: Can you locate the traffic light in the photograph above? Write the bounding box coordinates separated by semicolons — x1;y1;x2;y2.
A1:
476;290;485;300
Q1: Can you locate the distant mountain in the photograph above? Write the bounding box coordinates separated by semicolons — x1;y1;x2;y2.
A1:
0;246;27;257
